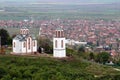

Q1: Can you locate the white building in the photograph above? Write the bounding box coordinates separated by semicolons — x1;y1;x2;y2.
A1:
12;27;37;54
66;39;87;46
53;28;66;57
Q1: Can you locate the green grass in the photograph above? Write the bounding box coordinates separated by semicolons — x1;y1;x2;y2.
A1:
0;55;120;80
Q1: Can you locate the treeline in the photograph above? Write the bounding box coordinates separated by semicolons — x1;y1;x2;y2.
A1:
72;44;120;64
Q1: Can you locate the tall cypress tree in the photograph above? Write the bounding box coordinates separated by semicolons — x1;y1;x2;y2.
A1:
0;29;10;46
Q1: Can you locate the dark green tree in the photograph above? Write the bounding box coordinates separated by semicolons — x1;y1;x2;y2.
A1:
96;52;110;64
77;46;89;59
38;37;53;54
78;46;85;53
0;67;7;78
66;48;77;57
0;28;11;45
89;52;94;60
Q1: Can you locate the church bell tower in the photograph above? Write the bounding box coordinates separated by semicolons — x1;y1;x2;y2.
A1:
53;28;66;57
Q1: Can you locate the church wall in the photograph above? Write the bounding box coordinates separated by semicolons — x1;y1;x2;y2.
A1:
53;38;66;49
13;40;17;53
33;40;37;52
53;50;66;57
21;41;26;53
13;40;22;53
27;37;32;53
53;38;66;57
13;27;37;54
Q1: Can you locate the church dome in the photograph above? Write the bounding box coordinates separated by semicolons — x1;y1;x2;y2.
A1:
20;27;29;35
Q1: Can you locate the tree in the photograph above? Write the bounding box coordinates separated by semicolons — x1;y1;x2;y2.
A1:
78;46;85;53
0;29;11;46
96;52;110;64
38;37;53;54
77;46;90;59
66;48;77;57
89;52;94;60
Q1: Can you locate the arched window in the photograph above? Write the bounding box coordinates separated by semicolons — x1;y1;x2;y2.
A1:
58;31;60;37
13;42;15;48
61;40;63;48
23;42;26;48
23;30;25;34
27;30;28;34
61;31;63;37
21;30;23;34
28;38;30;49
55;31;57;37
33;41;35;47
25;30;27;34
55;40;57;48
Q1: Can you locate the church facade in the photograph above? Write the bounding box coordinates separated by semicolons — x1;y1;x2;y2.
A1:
12;27;37;54
53;28;66;57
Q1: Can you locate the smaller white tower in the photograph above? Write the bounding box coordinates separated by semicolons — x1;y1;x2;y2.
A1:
53;28;66;57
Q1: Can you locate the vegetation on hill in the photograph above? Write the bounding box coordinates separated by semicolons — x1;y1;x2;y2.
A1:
0;55;120;80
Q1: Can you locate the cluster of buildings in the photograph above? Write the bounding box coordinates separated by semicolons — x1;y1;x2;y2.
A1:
40;19;120;45
39;19;120;54
1;19;120;57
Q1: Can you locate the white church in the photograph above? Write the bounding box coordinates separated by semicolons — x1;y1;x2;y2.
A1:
12;27;37;54
53;28;66;57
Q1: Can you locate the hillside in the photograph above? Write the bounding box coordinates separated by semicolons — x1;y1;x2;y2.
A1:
0;55;120;80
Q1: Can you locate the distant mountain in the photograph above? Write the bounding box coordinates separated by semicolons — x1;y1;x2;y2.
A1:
0;0;120;4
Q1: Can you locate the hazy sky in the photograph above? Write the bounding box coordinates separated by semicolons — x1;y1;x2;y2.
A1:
1;0;120;4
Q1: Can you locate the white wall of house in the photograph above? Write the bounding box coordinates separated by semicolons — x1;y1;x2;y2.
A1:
53;38;66;49
26;37;32;53
53;38;66;57
13;40;18;53
13;40;22;53
33;40;37;52
21;41;26;53
13;37;37;54
54;50;66;57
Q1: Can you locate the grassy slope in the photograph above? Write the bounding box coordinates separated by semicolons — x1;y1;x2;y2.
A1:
0;55;120;80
